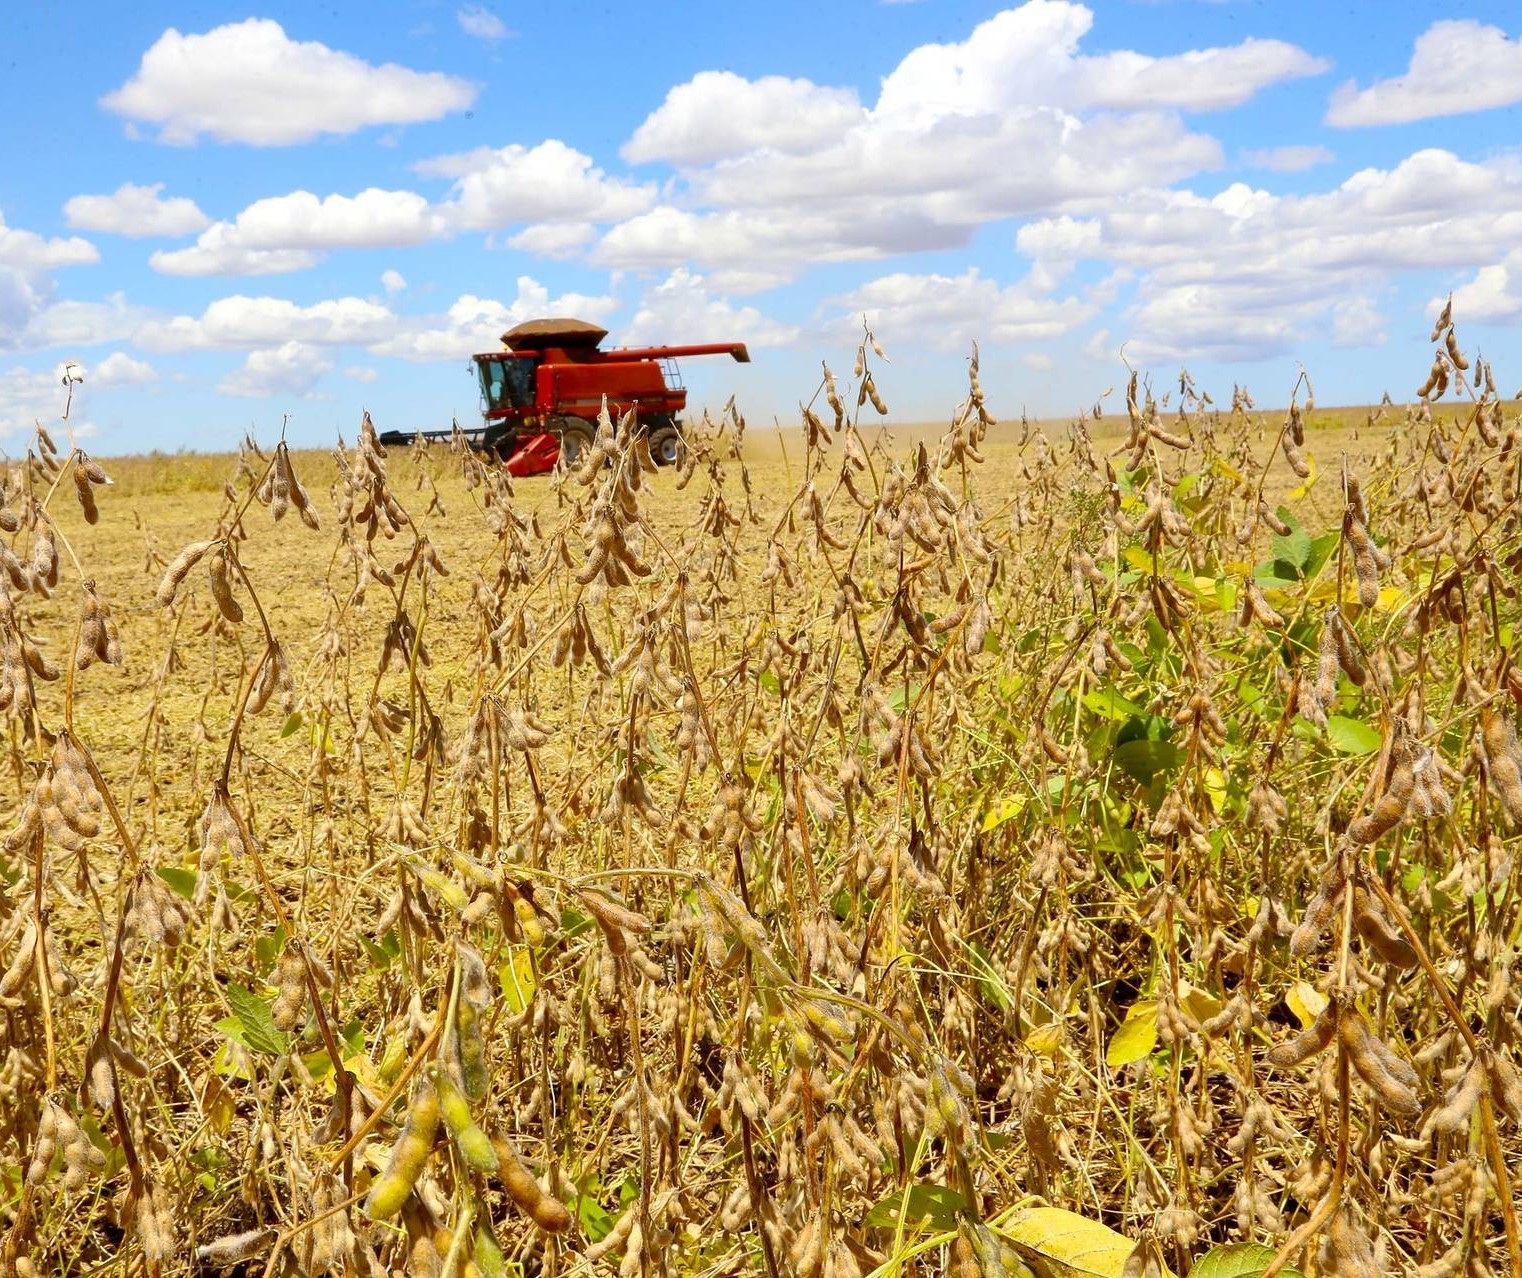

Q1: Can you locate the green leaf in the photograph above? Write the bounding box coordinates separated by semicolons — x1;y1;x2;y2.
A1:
254;925;288;972
225;984;290;1056
1190;1243;1303;1278
1003;1207;1136;1278
1271;507;1311;571
359;929;399;970
156;866;197;901
1106;1001;1159;1068
969;942;1013;1013
1112;738;1183;784
572;1193;615;1243
279;710;304;738
1326;716;1382;755
757;670;781;695
864;1183;967;1231
1252;559;1303;589
1305;531;1340;580
1082;686;1147;722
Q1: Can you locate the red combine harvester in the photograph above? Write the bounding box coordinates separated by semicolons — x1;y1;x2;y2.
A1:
379;318;750;471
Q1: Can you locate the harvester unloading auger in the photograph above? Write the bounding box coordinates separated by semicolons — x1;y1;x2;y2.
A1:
378;318;751;471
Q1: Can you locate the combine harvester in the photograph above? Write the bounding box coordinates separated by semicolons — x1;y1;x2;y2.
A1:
380;318;750;474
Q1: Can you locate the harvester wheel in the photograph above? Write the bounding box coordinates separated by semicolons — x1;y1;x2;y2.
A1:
556;420;594;468
647;426;683;467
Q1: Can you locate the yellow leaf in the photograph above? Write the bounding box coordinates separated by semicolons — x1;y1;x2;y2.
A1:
982;795;1027;831
1002;1206;1140;1278
1178;980;1224;1026
499;946;537;1015
1287;981;1327;1027
1210;457;1246;486
1106;1000;1158;1068
377;1035;407;1084
1026;1022;1066;1058
1204;768;1228;813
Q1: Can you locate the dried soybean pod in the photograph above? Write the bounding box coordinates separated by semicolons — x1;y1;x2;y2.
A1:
1290;860;1347;956
25;1102;59;1185
491;1134;571;1233
1424;1059;1483;1136
1333;617;1366;686
270;945;308;1031
430;1063;496;1172
1347;754;1415;843
364;1078;440;1222
1344;517;1389;609
1257;502;1291;537
207;550;244;624
1320;1207;1379;1278
1352;887;1417;968
1480;708;1522;823
578;887;650;955
1340;1012;1420;1115
72;466;98;524
156;539;216;608
1490;1050;1522;1124
197;1229;277;1265
1313;612;1341;709
1266;1002;1337;1068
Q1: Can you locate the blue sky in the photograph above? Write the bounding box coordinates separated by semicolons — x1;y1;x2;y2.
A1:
3;1;1521;453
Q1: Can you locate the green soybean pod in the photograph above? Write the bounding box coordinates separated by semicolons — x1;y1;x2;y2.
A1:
456;998;489;1102
431;1064;497;1172
364;1079;440;1221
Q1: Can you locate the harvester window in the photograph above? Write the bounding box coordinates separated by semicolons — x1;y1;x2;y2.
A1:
480;358;537;410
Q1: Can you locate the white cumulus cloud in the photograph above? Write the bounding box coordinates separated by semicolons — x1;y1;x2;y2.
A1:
1444;250;1522;325
17;294;153;352
829;268;1094;350
0;365;77;437
63;183;210;237
92;352;158;386
506;222;597;258
1013;149;1522;362
137;295;399;352
874;2;1325;123
1239;145;1334;172
372;280;619;362
0;210;101;353
1328;20;1522;127
381;270;407;294
151;189;449;276
220;341;335;397
102;18;477;145
0;214;98;274
597;1;1323;276
624;72;864;166
623;270;799;348
421;140;656;229
457;6;511;40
